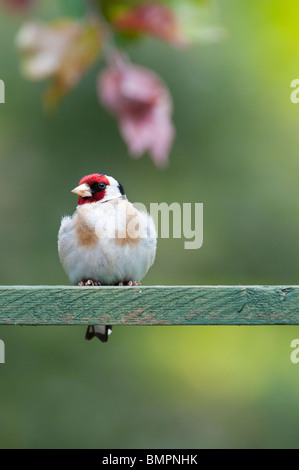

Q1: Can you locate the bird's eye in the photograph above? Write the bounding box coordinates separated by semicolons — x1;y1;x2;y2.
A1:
90;182;107;193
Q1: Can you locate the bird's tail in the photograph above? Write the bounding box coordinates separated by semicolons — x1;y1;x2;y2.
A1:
85;325;112;342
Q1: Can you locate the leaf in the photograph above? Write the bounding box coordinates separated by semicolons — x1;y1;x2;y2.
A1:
44;22;102;109
16;19;102;109
111;2;188;48
101;0;226;46
170;0;227;44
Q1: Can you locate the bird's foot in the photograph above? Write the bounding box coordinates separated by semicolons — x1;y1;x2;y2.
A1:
118;281;141;286
78;280;101;286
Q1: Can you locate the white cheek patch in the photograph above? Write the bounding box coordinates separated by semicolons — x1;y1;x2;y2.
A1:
106;175;118;186
101;175;124;202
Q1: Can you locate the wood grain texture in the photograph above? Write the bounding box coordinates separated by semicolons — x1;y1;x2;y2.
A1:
0;286;298;326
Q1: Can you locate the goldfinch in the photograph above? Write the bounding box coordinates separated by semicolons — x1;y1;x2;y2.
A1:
58;173;157;342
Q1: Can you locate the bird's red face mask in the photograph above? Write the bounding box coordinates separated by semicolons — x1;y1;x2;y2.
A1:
72;174;110;205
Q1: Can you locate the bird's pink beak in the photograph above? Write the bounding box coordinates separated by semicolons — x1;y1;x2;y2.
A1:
71;183;92;198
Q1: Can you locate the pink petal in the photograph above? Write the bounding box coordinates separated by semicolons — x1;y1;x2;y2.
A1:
119;97;175;166
120;114;154;157
149;110;175;166
120;66;161;105
0;0;35;12
98;59;175;165
98;67;121;113
112;2;187;48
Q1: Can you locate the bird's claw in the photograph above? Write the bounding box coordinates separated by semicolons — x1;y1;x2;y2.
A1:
78;280;101;286
118;281;141;286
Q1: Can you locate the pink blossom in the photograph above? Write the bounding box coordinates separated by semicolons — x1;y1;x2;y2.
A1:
112;2;187;48
0;0;35;13
98;59;175;166
15;20;101;107
16;21;82;81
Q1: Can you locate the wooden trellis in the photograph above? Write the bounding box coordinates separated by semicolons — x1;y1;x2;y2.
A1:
0;286;298;325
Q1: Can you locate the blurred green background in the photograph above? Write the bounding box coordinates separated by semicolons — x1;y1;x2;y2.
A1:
1;0;299;448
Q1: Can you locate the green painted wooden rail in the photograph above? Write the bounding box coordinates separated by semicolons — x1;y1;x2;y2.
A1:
0;286;298;325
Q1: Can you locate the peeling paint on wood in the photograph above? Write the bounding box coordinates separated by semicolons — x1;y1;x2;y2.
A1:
0;286;298;326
